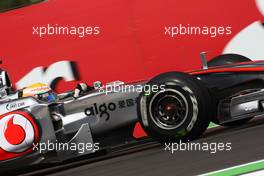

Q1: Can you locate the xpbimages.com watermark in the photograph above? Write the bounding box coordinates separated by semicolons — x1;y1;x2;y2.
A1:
32;24;100;38
33;141;100;154
164;141;232;154
98;82;166;95
164;24;232;38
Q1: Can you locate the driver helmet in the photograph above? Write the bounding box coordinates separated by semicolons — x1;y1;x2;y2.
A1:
22;83;57;103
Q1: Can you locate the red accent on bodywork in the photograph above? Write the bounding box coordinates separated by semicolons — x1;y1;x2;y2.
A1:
133;122;147;139
189;67;264;75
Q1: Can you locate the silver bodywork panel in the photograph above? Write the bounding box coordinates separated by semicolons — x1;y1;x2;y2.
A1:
0;81;147;170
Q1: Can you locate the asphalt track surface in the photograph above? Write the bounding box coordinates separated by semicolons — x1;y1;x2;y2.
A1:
13;116;264;176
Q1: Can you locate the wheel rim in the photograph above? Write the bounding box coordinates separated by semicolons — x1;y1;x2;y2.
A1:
149;89;189;130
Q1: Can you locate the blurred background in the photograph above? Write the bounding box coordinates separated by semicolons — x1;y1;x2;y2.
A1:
0;0;263;92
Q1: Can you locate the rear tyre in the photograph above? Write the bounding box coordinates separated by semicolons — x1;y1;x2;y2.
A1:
208;54;251;67
137;72;212;143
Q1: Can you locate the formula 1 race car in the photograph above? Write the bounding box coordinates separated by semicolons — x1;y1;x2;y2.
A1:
0;53;263;172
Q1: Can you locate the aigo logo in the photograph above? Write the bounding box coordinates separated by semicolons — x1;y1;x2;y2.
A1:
0;111;39;161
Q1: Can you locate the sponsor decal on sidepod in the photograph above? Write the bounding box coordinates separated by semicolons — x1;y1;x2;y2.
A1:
0;111;39;161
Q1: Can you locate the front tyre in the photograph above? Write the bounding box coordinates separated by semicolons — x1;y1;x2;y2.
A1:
138;72;212;143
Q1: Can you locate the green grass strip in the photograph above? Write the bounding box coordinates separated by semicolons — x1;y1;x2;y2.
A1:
202;159;264;176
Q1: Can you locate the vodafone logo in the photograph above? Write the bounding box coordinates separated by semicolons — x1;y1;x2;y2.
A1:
0;111;39;161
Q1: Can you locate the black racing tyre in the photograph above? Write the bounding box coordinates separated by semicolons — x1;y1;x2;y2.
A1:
208;54;251;67
137;72;212;143
220;117;253;127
